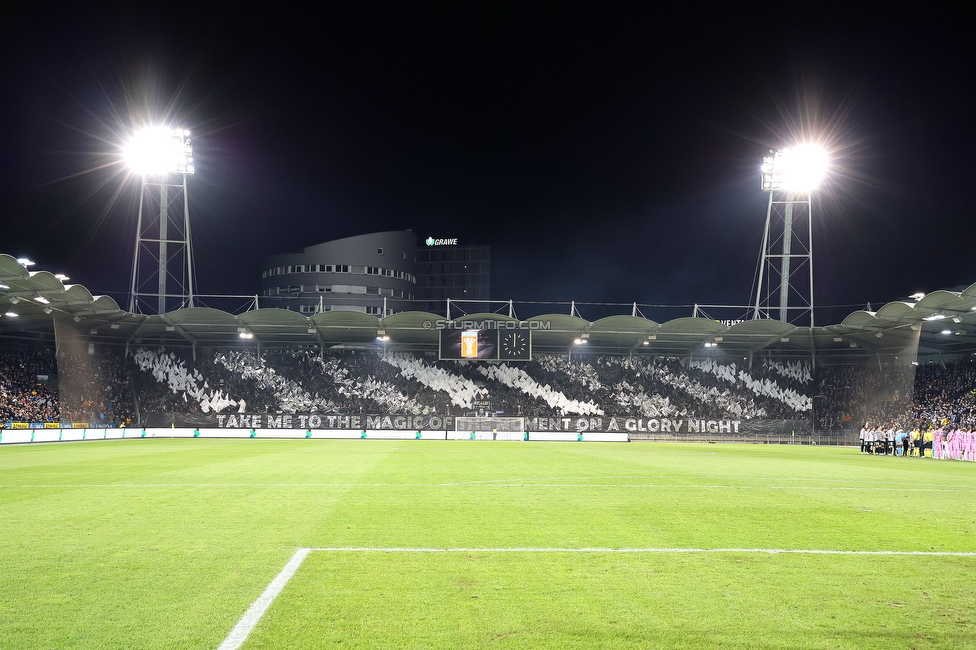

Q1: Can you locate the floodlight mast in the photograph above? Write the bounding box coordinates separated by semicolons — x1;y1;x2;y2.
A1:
751;146;826;327
126;127;196;315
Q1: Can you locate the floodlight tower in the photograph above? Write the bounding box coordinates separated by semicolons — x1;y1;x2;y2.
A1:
751;145;827;326
126;127;196;314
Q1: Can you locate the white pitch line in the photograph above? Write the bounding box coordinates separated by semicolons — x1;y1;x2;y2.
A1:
308;547;976;556
216;547;311;650
433;484;976;492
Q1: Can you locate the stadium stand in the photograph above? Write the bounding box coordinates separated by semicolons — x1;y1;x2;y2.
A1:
58;351;134;425
911;361;976;430
6;344;976;443
0;347;59;422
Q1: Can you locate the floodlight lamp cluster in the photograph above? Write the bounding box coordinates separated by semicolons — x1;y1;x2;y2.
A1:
124;126;194;176
760;144;828;193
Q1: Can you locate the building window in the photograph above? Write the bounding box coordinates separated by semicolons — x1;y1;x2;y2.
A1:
377;248;384;255
300;304;317;314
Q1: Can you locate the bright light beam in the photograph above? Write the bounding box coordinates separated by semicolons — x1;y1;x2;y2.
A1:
123;126;194;176
761;144;829;193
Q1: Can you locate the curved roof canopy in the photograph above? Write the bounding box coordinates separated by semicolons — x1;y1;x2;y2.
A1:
4;254;976;359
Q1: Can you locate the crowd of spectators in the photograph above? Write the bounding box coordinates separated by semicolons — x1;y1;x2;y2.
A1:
6;345;976;431
812;360;976;434
910;361;976;430
122;348;816;421
58;352;134;425
814;364;908;432
0;348;59;422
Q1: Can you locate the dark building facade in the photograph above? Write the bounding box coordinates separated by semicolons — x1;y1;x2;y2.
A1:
260;231;417;316
415;240;490;313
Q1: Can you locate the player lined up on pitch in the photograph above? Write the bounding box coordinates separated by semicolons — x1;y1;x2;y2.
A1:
932;426;976;461
858;423;934;457
857;423;976;461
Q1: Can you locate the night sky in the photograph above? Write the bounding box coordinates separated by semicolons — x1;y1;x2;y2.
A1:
1;3;973;323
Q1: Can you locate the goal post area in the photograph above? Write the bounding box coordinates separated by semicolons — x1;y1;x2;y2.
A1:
455;416;525;432
454;416;526;440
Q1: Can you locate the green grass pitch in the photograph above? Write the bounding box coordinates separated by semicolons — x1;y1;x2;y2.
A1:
2;439;976;649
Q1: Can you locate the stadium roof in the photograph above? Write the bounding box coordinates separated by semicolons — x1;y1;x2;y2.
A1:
2;254;975;361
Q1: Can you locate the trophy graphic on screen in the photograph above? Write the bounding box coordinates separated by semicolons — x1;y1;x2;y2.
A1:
461;331;478;358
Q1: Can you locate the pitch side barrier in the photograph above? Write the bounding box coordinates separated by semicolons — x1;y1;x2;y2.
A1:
2;415;814;445
0;427;629;443
0;427;855;446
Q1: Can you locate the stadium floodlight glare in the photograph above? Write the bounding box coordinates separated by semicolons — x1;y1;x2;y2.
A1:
17;258;35;267
54;273;69;282
923;314;946;321
4;311;17;317
127;124;197;315
124;126;194;176
753;143;827;327
761;144;828;193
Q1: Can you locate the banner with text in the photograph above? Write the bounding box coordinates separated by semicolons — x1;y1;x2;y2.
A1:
144;412;810;435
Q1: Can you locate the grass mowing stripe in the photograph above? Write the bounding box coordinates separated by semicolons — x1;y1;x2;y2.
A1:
307;547;976;555
216;548;311;650
6;482;976;492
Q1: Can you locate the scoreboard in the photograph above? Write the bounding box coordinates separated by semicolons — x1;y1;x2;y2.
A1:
439;328;531;361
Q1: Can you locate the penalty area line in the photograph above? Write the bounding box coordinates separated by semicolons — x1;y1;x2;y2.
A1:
216;547;310;650
216;545;976;648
